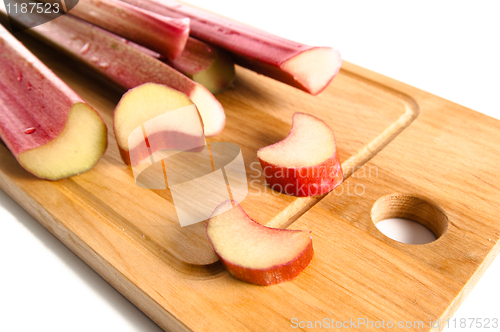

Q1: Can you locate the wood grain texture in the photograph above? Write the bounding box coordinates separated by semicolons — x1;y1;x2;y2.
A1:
1;32;499;332
290;62;500;331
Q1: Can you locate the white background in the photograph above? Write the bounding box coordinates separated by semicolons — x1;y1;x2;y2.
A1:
1;1;499;331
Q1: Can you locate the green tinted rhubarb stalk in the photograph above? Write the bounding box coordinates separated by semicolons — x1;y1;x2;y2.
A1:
3;7;225;139
121;0;342;95
128;37;236;95
0;24;107;180
39;0;234;93
166;37;235;94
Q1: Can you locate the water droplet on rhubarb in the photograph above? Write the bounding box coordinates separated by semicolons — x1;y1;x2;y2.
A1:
98;61;110;69
24;127;36;134
27;82;32;91
80;42;90;54
17;73;22;82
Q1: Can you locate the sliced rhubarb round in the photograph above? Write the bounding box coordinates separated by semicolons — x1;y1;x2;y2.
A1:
257;113;343;196
113;83;205;165
207;200;313;286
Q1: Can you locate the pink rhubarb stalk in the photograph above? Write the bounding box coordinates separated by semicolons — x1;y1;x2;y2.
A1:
5;7;225;140
121;0;342;95
43;0;190;60
40;0;234;93
0;24;107;180
129;37;236;95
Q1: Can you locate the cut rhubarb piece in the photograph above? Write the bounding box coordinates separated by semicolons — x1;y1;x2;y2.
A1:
207;201;313;286
121;0;342;95
257;113;343;197
110;36;235;95
0;25;107;180
166;37;235;94
3;3;225;138
114;83;205;166
62;0;189;60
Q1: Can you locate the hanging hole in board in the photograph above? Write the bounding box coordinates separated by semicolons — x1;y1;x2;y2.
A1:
371;194;448;245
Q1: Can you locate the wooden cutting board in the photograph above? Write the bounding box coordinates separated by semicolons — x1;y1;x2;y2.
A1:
1;32;500;332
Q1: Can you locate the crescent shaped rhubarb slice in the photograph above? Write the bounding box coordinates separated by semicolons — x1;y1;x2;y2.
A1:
257;113;343;197
207;200;313;286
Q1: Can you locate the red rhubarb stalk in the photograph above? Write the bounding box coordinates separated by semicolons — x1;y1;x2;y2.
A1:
127;37;236;95
41;0;190;60
0;24;107;180
4;6;225;139
41;0;234;93
121;0;342;95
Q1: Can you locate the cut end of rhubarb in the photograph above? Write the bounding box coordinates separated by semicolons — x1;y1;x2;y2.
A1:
258;113;336;168
114;83;208;166
167;37;236;95
207;200;313;286
281;47;342;95
17;103;107;180
191;48;236;94
114;83;196;151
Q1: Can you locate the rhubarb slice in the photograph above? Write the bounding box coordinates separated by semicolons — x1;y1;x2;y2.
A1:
207;200;313;286
60;0;189;60
113;83;205;166
3;3;225;138
121;0;342;95
0;24;107;180
257;113;343;196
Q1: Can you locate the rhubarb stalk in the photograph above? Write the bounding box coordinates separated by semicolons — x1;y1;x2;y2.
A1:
3;5;226;140
56;0;190;60
128;37;236;95
121;0;342;95
0;24;107;180
39;0;234;94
